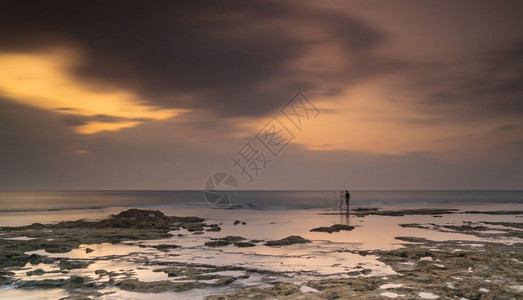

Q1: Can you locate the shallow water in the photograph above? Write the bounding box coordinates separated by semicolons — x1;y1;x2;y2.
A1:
0;287;67;300
1;202;522;299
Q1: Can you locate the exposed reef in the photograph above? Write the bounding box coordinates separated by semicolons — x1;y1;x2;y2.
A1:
264;236;311;246
310;224;355;233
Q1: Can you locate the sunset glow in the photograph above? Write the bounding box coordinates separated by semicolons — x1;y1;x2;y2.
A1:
0;0;521;189
0;50;183;134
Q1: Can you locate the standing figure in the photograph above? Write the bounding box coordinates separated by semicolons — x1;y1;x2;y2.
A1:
345;190;351;211
338;190;345;209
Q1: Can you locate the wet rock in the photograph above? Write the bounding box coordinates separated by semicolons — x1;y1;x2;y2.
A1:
28;254;49;264
94;269;107;275
65;289;105;299
360;269;372;275
26;268;45;276
216;276;236;285
118;279;206;293
0;276;12;285
464;210;523;215
482;221;523;229
265;235;311;246
19;278;66;288
206;282;301;299
399;223;431;229
152;244;180;251
350;208;459;217
26;223;46;230
220;236;245;243
205;224;221;232
98;209;204;229
379;209;458;216
353;208;379;212
18;276;95;290
204;240;230;247
59;259;92;270
443;225;490;231
401;221;523;239
205;235;246;247
85;248;94;253
234;242;256;247
395;236;430;243
0;250;49;270
0;208;210;270
154;266;208;277
0;271;15;277
182;223;204;232
2;209;205;231
0;251;32;268
152;266;245;288
66;276;93;288
310;224;355;233
44;242;80;253
233;220;241;225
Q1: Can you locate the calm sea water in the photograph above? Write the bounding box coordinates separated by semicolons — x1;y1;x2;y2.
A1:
0;190;522;212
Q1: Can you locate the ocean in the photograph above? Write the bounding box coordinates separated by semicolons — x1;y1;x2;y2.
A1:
0;190;522;212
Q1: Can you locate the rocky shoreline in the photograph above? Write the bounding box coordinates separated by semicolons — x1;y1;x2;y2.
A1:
0;208;521;299
206;223;523;299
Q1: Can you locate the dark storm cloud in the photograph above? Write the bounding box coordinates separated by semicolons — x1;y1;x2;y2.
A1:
477;41;523;114
493;124;520;132
0;0;397;117
411;40;523;120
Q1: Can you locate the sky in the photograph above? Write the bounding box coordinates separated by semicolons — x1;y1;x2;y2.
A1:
0;0;522;190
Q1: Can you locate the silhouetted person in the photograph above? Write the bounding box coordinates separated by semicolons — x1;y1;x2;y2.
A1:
345;190;350;211
338;190;344;209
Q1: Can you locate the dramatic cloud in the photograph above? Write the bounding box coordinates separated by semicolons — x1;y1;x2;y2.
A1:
0;0;398;118
0;1;522;189
0;50;183;133
401;40;523;119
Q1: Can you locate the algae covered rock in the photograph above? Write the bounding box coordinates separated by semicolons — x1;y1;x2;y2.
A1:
310;224;355;233
265;235;311;246
205;236;246;247
220;236;245;243
118;279;206;293
95;209;204;229
59;259;92;270
26;268;45;276
205;240;230;247
234;242;256;247
152;244;180;251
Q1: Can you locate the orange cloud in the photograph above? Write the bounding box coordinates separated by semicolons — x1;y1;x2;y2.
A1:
0;48;184;134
